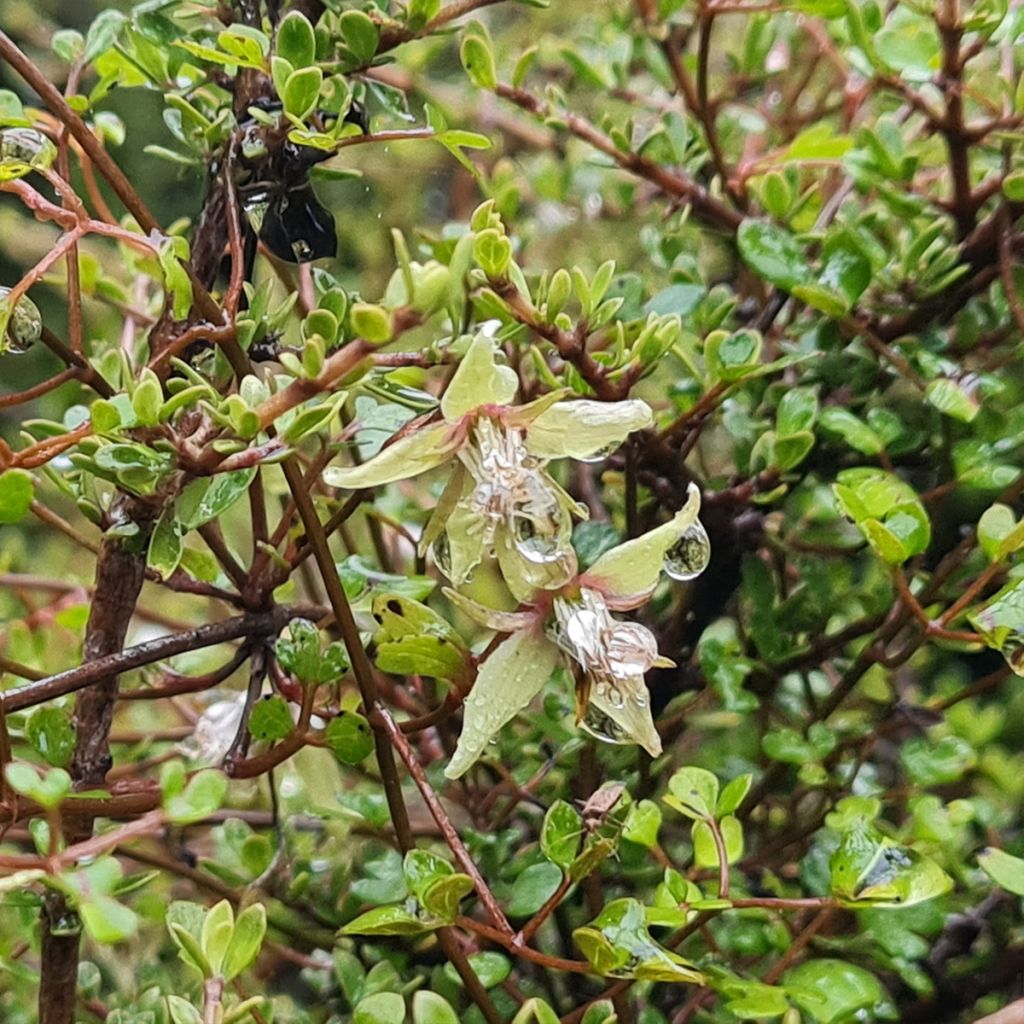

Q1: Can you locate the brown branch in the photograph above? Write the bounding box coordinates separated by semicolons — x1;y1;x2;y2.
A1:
1;606;320;714
495;83;743;235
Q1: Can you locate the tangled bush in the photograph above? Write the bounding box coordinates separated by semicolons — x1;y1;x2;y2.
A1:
1;1;1024;1023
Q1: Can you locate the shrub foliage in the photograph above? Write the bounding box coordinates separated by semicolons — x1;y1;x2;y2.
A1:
1;0;1024;1022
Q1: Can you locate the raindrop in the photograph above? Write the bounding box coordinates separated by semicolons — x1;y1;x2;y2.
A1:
579;702;629;745
431;532;453;578
0;127;57;176
576;442;620;465
0;287;42;354
663;521;711;581
512;512;564;564
1000;635;1024;677
50;910;82;937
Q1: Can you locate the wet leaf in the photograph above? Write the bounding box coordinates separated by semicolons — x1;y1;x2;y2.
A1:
830;822;952;907
445;627;559;779
977;847;1024;896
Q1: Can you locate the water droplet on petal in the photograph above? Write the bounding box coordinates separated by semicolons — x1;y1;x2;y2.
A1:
663;520;711;581
431;532;453;578
576;442;621;465
511;511;564;564
579;702;629;745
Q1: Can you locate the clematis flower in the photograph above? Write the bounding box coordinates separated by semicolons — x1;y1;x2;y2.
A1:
443;483;710;779
325;334;653;600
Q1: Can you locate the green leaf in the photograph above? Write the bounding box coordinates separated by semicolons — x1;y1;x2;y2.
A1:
148;507;183;581
131;369;162;427
819;407;883;455
570;837;616;883
165;770;228;825
832;467;931;564
167;995;203;1024
736;219;813;292
664;766;720;820
421;874;474;922
706;329;763;381
26;708;76;768
541;801;583;868
819;240;871;308
274;618;321;681
84;9;126;63
342;904;430;937
177;468;257;530
978;503;1024;562
787;123;853;160
445;627;560;779
969;578;1024;674
80;895;137;944
1003;171;1024;201
201;899;234;976
507;862;563;917
829;822;952;907
692;816;744;868
325;712;374;764
276;10;316;68
978;847;1024;896
776;387;819;437
473;228;513;278
926;378;979;423
784;959;893;1024
283;67;323;120
875;16;941;81
222;903;266;980
51;30;85;64
339;10;380;65
460;28;497;91
248;696;294;742
375;635;469;681
900;735;975;787
444;951;511;989
168;905;212;977
0;469;34;523
573;898;703;983
5;764;70;808
403;849;454;903
622;799;662;849
511;1000;560;1024
716;774;753;816
412;991;459;1024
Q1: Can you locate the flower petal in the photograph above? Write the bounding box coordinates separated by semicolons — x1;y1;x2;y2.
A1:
495;523;578;603
445;628;560;779
583;674;662;758
438;498;486;586
419;462;469;555
440;334;519;421
443;587;537;632
524;399;653;461
323;422;458;489
584;483;703;603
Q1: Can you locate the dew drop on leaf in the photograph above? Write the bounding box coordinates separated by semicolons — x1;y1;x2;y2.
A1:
663;521;711;581
0;287;43;354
